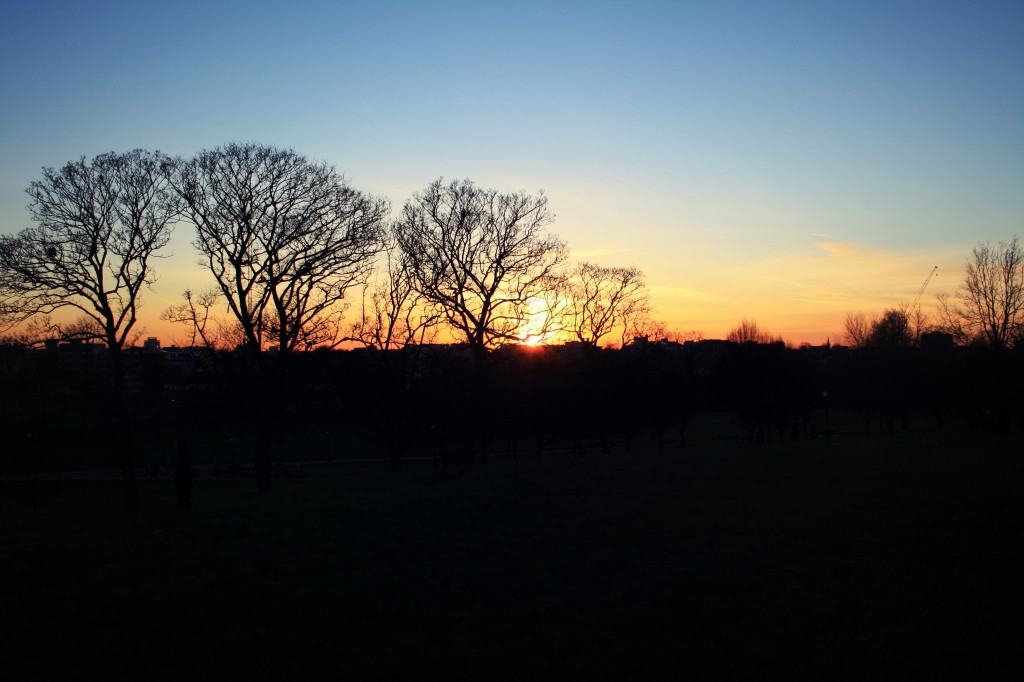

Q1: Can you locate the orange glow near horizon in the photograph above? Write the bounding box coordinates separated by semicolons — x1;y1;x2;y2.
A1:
7;239;968;351
514;297;563;347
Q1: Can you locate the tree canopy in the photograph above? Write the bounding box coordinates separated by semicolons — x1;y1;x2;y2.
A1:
938;236;1024;349
394;178;567;352
169;143;389;354
0;149;178;351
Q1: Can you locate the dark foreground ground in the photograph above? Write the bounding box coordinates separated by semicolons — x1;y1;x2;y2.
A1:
3;428;1023;680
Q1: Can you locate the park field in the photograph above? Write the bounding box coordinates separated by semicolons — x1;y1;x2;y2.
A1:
2;427;1022;679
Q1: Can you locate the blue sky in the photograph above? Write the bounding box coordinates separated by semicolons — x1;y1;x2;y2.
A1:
2;0;1022;343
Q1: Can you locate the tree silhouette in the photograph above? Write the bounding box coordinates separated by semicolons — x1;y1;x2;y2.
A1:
0;149;179;512
843;311;872;348
349;229;440;352
348;232;443;470
564;262;650;347
169;143;388;491
161;288;243;351
169;143;389;357
394;178;567;355
867;307;914;348
937;236;1024;349
726;318;783;345
1;150;177;360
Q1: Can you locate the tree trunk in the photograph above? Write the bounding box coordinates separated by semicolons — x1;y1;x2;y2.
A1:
109;347;139;513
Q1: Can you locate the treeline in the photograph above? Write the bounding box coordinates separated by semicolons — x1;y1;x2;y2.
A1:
0;144;671;363
179;338;1021;455
3;144;1022;359
3;336;1021;475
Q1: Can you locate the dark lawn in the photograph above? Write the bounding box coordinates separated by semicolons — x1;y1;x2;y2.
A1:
2;429;1022;680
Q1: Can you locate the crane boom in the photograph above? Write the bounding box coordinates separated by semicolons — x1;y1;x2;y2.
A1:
910;266;938;315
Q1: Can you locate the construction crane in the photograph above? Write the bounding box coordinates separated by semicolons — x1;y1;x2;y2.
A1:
910;266;938;317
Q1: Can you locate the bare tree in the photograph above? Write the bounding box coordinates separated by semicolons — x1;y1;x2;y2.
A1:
348;232;440;351
516;279;568;345
161;287;246;351
843;311;872;348
908;304;930;344
726;318;784;344
394;178;567;354
0;150;177;357
625;316;703;346
162;288;219;350
169;143;388;492
935;293;970;346
169;143;388;356
564;262;650;347
668;328;705;343
0;149;178;513
937;236;1024;349
346;232;444;471
0;315;61;349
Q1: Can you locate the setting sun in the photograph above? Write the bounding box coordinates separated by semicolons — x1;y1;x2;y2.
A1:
515;297;562;346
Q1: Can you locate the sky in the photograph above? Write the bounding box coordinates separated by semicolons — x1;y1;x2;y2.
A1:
2;0;1022;345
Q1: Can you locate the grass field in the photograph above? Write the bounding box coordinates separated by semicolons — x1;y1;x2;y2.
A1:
3;426;1022;679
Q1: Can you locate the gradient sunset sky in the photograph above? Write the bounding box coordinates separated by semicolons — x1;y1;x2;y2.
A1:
2;0;1021;345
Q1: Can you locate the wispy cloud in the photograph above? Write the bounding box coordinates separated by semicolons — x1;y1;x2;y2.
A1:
814;241;889;262
570;247;643;260
649;285;723;302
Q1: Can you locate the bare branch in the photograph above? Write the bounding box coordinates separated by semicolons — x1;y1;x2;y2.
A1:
565;261;650;347
939;236;1024;349
843;311;872;348
0;150;178;352
168;143;388;355
726;319;784;345
394;178;567;351
349;233;441;351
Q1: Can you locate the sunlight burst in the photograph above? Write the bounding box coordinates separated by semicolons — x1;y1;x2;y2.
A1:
516;297;562;346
